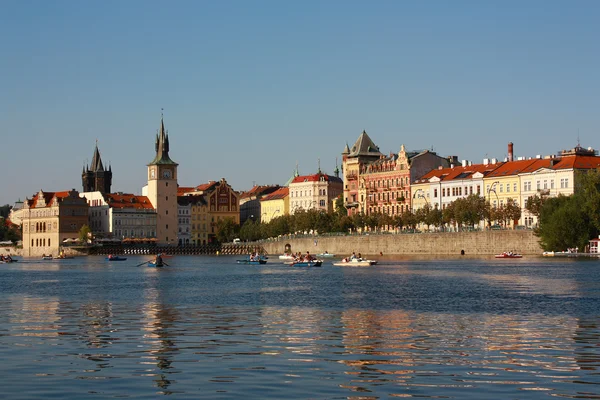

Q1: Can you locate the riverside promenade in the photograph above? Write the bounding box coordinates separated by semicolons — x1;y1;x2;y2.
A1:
259;230;543;257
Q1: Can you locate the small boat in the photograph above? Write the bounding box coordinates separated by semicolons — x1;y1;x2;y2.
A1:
147;261;164;268
41;255;53;260
53;256;74;259
290;260;322;267
106;256;127;261
494;252;523;258
333;258;377;267
0;258;18;264
279;254;295;260
237;259;267;265
316;252;336;258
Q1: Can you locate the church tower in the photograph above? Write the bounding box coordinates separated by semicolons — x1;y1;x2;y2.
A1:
82;142;112;194
147;115;178;246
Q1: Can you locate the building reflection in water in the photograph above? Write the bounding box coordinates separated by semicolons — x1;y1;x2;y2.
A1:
9;295;60;338
141;274;180;394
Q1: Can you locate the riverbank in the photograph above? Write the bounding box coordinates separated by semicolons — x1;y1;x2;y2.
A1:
259;230;543;257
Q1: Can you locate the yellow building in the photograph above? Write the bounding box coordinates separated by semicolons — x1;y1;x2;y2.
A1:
260;187;289;223
22;189;89;257
180;179;240;244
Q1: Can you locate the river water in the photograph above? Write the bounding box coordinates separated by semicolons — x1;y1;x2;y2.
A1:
0;255;598;399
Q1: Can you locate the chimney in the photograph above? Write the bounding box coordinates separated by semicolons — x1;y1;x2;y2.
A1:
508;142;514;162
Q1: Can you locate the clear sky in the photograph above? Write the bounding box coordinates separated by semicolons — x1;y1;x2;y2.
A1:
2;0;599;207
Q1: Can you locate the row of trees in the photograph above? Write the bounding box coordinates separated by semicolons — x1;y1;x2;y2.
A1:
0;205;21;243
216;194;523;243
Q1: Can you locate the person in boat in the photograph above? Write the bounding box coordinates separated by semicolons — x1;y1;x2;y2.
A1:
304;251;313;262
350;252;357;260
155;253;163;265
108;254;113;260
357;253;362;261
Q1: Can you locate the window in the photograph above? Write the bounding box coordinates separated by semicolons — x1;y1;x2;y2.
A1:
537;181;541;190
434;189;438;198
506;184;510;193
524;181;531;191
551;180;554;189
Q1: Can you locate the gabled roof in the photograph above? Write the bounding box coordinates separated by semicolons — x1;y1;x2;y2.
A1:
260;187;289;201
348;130;383;157
195;181;219;192
291;173;343;184
27;190;71;208
106;193;154;210
239;185;280;200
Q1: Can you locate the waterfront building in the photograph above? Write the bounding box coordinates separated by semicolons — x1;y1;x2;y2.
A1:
177;195;207;246
82;142;112;194
80;191;156;240
260;187;289;223
342;131;383;215
180;179;239;243
360;145;451;217
21;189;89;257
146;116;179;246
239;185;281;224
289;167;343;214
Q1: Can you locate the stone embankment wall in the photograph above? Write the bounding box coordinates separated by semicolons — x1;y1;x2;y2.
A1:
260;230;543;257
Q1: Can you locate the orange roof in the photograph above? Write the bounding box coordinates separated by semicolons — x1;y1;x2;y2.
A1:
106;193;154;209
553;155;600;170
260;187;289;201
291;173;343;184
416;163;501;183
195;182;219;192
486;159;538;178
239;185;281;199
28;190;71;208
177;186;196;196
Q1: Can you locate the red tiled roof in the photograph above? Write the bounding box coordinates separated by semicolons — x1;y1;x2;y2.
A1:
29;190;71;208
195;182;219;192
416;163;502;183
554;155;600;170
106;193;154;209
260;187;289;201
177;187;196;196
291;173;343;184
486;159;538;178
239;185;281;199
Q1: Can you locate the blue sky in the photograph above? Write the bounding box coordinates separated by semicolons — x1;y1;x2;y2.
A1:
1;0;599;206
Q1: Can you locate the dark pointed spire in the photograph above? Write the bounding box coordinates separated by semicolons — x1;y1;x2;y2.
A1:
90;141;104;172
149;112;178;166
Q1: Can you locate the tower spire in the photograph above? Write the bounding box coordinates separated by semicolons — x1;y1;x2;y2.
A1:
148;110;178;166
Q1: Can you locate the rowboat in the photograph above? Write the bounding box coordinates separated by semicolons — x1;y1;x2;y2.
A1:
148;261;164;268
332;258;377;267
237;259;267;265
494;252;522;258
42;256;53;260
279;254;294;260
290;260;322;267
106;256;127;261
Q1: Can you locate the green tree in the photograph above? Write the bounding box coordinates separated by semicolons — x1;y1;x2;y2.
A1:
79;224;92;244
537;195;593;251
215;217;239;243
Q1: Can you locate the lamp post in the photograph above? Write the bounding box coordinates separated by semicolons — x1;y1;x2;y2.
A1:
487;181;500;228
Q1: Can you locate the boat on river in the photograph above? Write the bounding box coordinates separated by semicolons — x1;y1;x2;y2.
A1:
106;255;127;261
237;259;267;265
494;252;523;258
147;261;164;268
279;253;294;260
290;260;322;267
333;258;377;267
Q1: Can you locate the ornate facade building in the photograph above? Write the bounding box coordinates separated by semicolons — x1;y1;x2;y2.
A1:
82;143;112;194
22;189;89;257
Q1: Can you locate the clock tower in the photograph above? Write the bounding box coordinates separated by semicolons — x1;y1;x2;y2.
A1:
147;115;178;246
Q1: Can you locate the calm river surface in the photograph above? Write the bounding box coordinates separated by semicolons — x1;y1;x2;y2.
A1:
0;255;599;399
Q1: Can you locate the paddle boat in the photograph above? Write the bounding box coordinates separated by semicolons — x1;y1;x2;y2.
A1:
41;254;53;260
237;259;267;265
147;261;163;268
290;260;322;267
494;251;523;258
333;258;377;267
279;253;295;260
106;255;127;261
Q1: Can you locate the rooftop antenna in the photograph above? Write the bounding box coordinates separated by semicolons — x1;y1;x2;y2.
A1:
577;129;580;147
